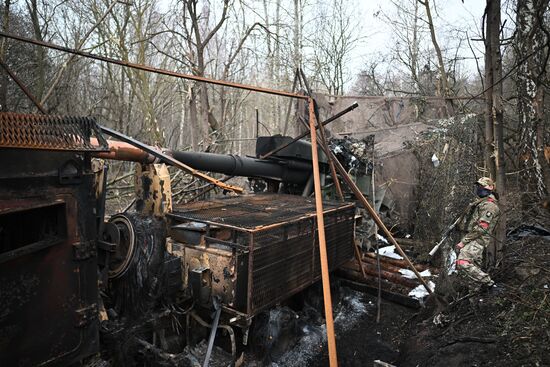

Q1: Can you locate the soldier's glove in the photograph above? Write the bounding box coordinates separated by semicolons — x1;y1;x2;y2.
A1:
455;242;465;251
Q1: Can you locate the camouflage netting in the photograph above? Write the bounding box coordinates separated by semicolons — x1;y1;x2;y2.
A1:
409;114;485;254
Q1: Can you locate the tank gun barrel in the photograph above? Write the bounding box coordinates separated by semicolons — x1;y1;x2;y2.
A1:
167;150;312;185
92;139;314;184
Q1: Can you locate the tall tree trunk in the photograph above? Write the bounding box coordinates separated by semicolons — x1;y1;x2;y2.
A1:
188;83;199;151
490;0;506;263
27;0;46;100
423;0;451;106
484;2;497;179
293;0;302;70
411;1;421;93
517;0;550;198
0;0;11;111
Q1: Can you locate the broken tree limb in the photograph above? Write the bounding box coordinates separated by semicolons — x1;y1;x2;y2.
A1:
363;253;431;272
361;256;405;273
375;240;382;323
394;237;425;247
308;97;338;366
343;261;420;289
337;278;420;309
353;241;369;282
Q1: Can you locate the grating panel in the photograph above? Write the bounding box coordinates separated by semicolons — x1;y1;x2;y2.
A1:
171;194;345;230
0;112;109;152
250;206;355;314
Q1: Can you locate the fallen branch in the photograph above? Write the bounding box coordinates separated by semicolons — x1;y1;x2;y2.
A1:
444;336;497;346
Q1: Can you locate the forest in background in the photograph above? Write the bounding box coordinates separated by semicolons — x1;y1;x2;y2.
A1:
0;0;549;206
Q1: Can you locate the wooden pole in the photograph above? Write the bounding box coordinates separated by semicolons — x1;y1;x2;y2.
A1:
308;98;338;366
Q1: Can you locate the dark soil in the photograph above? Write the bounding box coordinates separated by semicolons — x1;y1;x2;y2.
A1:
309;291;415;367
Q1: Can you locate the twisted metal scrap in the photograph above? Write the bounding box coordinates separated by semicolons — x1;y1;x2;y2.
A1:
0;112;109;152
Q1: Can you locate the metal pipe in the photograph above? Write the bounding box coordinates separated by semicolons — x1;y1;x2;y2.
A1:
301;174;313;197
91;138;156;163
308;98;338;366
189;311;236;366
203;306;221;367
0;31;308;100
260;101;359;159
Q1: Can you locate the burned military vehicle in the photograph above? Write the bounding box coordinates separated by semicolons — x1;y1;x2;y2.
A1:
0;112;377;366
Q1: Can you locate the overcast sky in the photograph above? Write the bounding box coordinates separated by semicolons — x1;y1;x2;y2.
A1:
355;0;488;70
156;0;499;82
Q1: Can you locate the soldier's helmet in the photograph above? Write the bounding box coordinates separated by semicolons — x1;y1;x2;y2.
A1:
476;177;495;190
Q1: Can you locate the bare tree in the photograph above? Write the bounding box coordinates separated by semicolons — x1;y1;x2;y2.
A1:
309;0;362;95
516;0;550;198
484;0;505;262
419;0;450;98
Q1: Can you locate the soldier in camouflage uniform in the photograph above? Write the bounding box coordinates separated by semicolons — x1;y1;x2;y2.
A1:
455;177;501;292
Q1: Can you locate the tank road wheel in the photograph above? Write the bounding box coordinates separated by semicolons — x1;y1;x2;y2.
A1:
108;214;136;279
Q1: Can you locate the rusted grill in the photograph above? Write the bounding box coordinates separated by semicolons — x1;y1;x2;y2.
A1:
171;194;343;229
0;112;109;151
171;194;355;315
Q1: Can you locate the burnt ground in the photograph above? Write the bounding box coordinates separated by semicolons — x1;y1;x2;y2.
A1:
271;225;550;367
240;284;414;367
309;291;415;367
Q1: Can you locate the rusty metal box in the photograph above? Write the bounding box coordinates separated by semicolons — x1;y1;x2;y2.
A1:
169;194;355;316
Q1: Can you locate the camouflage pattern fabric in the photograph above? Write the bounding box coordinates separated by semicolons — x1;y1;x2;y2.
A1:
456;194;500;291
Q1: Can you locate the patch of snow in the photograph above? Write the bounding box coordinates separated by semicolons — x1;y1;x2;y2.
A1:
399;268;431;279
448;251;457;275
377;245;403;260
408;281;436;300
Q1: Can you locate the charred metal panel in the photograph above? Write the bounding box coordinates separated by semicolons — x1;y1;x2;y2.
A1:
0;148;99;366
169;194;355;316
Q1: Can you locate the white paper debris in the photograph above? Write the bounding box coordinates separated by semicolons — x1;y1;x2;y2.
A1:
431;153;440;167
377;245;403;259
399;268;431;279
408;281;436;300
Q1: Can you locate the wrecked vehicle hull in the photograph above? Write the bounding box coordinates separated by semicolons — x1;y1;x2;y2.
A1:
0;149;100;366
